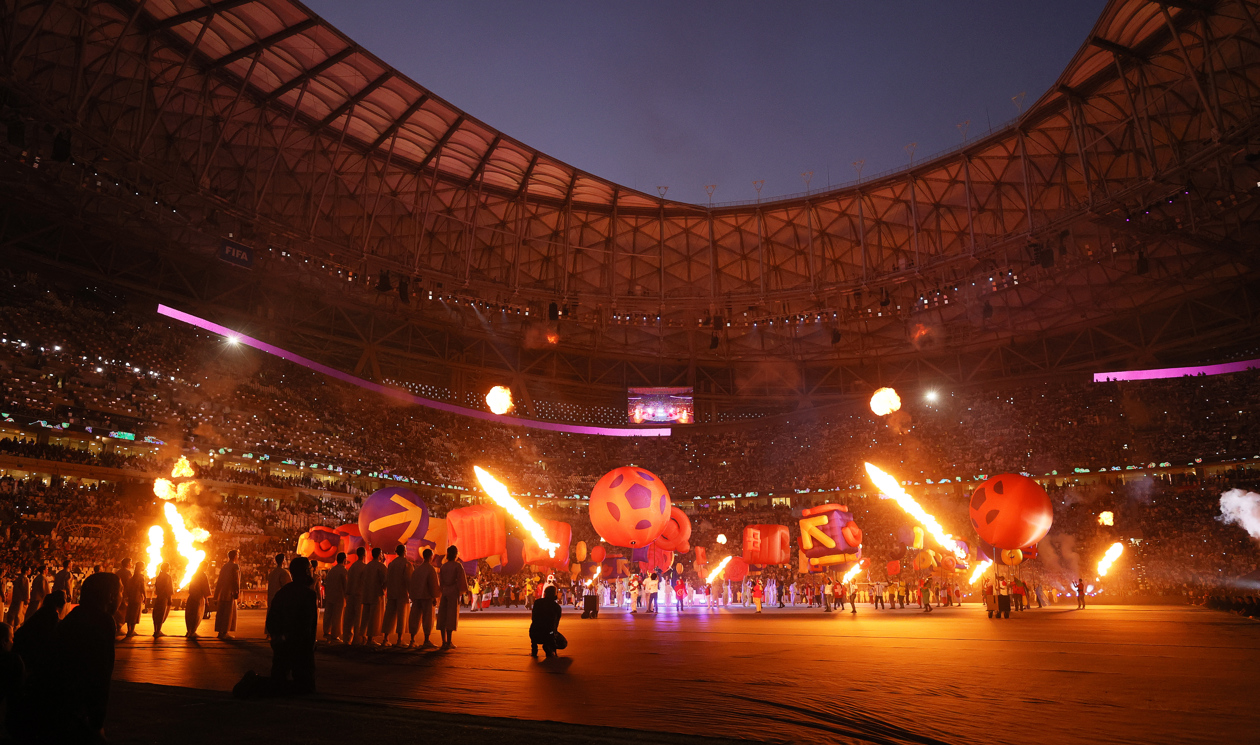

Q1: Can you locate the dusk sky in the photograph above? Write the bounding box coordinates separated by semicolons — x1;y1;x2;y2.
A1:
304;1;1104;205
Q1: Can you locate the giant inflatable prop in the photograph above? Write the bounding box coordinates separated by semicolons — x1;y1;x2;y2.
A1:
799;504;863;568
446;504;507;561
654;506;692;553
589;466;671;547
358;487;430;548
968;474;1053;549
742;524;791;565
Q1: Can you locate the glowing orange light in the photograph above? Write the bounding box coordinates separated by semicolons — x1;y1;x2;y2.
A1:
1098;511;1114;526
870;387;902;416
545;331;559;344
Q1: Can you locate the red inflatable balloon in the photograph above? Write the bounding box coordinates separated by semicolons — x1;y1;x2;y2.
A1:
968;474;1053;550
589;544;607;564
885;560;902;577
446;504;507;561
654;506;692;553
589;466;671;547
724;557;749;582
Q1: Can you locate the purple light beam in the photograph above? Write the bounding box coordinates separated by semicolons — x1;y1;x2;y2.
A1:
1093;358;1260;383
157;304;671;438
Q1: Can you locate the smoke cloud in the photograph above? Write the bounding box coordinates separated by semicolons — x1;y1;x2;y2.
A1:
1039;533;1081;579
1218;489;1260;540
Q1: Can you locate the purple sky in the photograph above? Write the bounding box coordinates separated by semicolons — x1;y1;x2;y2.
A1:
304;1;1104;205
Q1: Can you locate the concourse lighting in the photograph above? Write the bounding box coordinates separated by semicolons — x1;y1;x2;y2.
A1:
925;390;939;403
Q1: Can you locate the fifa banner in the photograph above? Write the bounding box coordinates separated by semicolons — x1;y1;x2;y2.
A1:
218;238;254;269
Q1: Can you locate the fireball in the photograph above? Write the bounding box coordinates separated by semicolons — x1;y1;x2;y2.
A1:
474;466;559;557
706;556;733;584
486;385;514;415
151;456;211;589
1097;541;1124;577
1098;511;1114;526
870;387;901;416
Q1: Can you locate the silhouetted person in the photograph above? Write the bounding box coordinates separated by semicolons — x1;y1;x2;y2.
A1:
51;560;74;600
26;566;48;625
124;562;147;637
530;585;563;658
408;548;439;649
14;590;66;677
437;545;468;650
357;548;387;647
382;545;412;647
114;559;132;631
266;554;291;608
0;622;23;722
185;566;211;639
152;563;174;637
215;550;241;640
265;556;317;695
322;553;348;643
10;572;123;744
343;547;367;644
6;568;29;628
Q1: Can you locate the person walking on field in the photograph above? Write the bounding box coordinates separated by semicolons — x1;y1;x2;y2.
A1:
152;563;174;637
408;548;440;649
752;579;764;613
114;559;132;630
215;550;242;640
124;562;147;637
185;565;211;639
644;573;659;613
628;573;641;613
437;546;468;650
321;552;348;643
921;577;934;613
1075;578;1086;609
382;545;412;647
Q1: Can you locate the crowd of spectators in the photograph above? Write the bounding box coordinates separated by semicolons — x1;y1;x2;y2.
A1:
2;277;1259;610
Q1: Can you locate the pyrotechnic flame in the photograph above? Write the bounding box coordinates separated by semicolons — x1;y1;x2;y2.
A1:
586;565;601;588
1097;541;1124;577
870;387;902;416
968;560;993;584
486;386;514;415
1098;511;1114;526
716;534;727;545
474;466;560;557
842;559;865;583
865;463;965;559
170;455;195;478
151;456;210;590
706;556;733;584
146;525;165;570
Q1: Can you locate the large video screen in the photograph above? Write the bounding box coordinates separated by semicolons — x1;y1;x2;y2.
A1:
628;387;694;424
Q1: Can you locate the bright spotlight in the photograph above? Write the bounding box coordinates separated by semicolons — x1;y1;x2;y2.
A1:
925;390;938;403
226;335;240;345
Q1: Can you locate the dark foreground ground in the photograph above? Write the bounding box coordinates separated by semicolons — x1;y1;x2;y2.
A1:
105;603;1259;744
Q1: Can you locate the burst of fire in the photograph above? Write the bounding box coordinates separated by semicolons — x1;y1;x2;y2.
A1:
842;559;865;583
545;331;559;344
968;560;993;584
146;456;211;590
586;565;602;588
1098;511;1114;526
146;525;165;569
869;387;902;416
865;462;965;559
486;385;514;415
706;556;733;584
474;466;560;557
716;534;727;545
1097;541;1124;577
